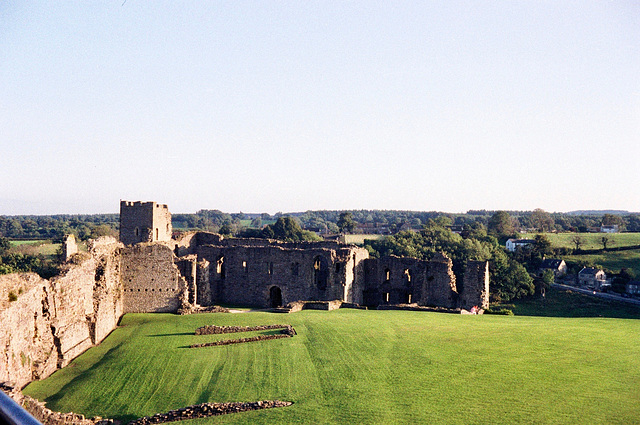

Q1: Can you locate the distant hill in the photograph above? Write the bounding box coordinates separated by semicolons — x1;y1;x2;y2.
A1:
566;210;633;216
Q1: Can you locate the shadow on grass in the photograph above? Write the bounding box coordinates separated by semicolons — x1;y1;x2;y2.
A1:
498;288;640;319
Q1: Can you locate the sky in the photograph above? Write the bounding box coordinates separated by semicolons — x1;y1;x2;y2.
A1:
1;1;639;215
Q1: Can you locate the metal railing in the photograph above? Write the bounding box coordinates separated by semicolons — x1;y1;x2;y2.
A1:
0;391;42;425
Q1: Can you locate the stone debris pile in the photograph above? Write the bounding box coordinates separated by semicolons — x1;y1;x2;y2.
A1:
190;324;296;348
128;400;293;424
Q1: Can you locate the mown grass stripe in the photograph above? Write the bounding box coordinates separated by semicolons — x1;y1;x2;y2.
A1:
23;309;640;424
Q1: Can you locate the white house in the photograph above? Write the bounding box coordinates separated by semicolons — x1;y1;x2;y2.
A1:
600;225;619;233
505;238;535;252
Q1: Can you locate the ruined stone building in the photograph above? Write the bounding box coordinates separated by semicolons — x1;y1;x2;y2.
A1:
120;201;489;312
0;201;489;389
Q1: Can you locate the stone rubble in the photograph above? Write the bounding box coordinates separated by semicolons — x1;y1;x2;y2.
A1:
127;400;293;425
190;324;296;348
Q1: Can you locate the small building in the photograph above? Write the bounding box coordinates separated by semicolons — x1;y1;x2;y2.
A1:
447;225;464;235
600;225;619;233
539;258;567;277
505;238;535;252
625;280;640;295
578;267;607;290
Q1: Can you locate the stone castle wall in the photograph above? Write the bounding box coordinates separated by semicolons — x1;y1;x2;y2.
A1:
0;238;123;388
121;243;185;313
195;243;368;307
362;253;458;308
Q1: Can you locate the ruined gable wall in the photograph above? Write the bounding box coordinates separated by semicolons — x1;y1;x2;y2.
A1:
459;261;490;310
420;254;458;309
362;257;428;306
362;254;459;308
341;247;370;305
0;237;124;388
121;243;184;313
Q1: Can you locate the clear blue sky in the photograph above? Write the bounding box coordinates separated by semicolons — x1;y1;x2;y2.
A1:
1;1;638;215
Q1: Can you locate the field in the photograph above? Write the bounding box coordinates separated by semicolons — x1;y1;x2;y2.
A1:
563;249;640;277
520;232;640;275
342;234;385;245
519;232;640;250
24;301;640;424
8;240;60;258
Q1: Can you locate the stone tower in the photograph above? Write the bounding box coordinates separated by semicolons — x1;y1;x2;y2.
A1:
119;201;172;245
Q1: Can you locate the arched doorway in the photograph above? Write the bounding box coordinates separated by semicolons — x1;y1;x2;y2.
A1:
270;286;283;308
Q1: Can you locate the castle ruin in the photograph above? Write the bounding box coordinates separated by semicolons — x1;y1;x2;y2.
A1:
0;200;489;389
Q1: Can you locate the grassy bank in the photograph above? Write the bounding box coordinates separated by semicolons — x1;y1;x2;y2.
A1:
24;309;640;424
520;232;640;250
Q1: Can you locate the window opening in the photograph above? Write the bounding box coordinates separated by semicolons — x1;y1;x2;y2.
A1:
313;256;329;290
403;269;412;283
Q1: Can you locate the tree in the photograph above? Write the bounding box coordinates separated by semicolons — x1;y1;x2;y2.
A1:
487;211;514;238
532;234;553;259
337;212;356;234
490;251;535;302
602;214;624;227
530;208;554;232
570;234;585;251
0;237;10;256
262;217;321;242
601;235;613;250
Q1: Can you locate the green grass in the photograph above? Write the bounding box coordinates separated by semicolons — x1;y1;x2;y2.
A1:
519;232;640;275
8;240;61;258
23;310;640;425
563;249;640;276
520;232;640;250
9;239;52;246
501;287;640;319
343;234;385;245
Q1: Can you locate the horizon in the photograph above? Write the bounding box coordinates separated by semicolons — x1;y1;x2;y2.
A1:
0;199;636;217
2;2;638;216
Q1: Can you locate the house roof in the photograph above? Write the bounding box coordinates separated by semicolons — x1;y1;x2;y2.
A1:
579;267;603;276
540;259;564;269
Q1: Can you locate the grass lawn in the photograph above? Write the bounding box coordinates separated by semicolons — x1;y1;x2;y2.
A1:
24;309;640;425
520;232;640;250
563;249;640;276
8;240;61;258
343;234;385;245
502;287;640;319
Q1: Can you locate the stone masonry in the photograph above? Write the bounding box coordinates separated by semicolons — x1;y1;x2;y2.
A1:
0;237;123;388
119;201;172;245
